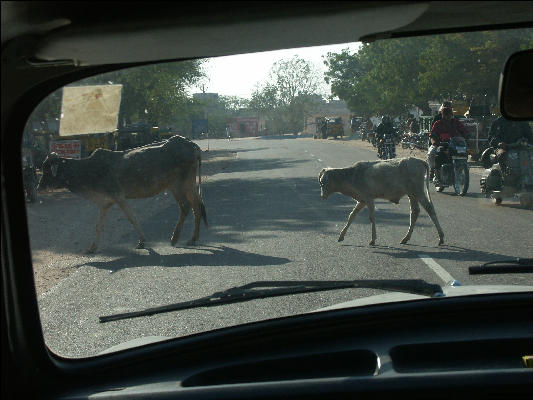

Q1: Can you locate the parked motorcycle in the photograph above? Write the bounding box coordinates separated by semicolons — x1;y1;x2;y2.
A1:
378;133;396;160
433;136;469;195
480;139;533;207
369;131;377;147
400;132;427;150
400;132;411;149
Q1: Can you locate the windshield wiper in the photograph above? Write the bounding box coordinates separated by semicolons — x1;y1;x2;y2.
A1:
99;279;443;323
469;258;533;275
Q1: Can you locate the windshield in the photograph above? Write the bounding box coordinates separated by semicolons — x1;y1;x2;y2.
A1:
23;28;533;358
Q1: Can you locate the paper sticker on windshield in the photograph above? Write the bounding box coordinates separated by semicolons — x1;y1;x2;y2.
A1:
59;85;122;136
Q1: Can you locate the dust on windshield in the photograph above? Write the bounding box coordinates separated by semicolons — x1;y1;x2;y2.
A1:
23;28;533;358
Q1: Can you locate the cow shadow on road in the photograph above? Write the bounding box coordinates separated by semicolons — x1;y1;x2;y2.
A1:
81;245;291;273
367;243;524;266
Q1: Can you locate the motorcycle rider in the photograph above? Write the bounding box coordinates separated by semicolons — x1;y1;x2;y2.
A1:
485;115;533;171
376;115;396;158
428;106;468;183
431;101;455;127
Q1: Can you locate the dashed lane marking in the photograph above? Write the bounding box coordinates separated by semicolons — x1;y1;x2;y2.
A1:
418;254;456;284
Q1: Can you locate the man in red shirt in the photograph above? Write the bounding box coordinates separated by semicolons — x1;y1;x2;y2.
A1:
427;106;468;182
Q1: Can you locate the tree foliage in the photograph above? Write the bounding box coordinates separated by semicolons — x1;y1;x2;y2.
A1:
324;29;533;117
249;56;326;134
29;60;206;132
79;61;206;126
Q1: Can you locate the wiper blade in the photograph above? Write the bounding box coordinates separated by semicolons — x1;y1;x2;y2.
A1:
469;258;533;275
99;279;443;323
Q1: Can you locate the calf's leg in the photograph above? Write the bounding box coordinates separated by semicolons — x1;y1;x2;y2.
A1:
338;201;366;242
400;195;420;244
418;196;445;245
367;200;377;245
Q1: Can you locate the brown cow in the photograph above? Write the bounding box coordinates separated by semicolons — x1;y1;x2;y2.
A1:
37;135;207;253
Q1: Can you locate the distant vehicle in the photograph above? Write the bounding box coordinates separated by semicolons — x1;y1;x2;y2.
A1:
460;116;493;161
115;123;160;150
480;139;533;207
326;117;344;139
313;117;345;140
350;116;364;136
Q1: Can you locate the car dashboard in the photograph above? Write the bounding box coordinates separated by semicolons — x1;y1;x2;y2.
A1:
44;292;533;400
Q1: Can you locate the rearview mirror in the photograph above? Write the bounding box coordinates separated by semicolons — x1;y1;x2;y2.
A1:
499;49;533;120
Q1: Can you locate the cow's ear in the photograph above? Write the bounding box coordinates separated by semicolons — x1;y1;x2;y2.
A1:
51;162;59;177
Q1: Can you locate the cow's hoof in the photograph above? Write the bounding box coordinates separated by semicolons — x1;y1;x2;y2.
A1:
136;241;145;249
438;239;444;246
85;246;97;254
170;237;177;246
400;237;409;245
369;241;375;246
338;236;345;242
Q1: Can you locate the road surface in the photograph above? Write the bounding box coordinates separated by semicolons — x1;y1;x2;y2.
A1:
26;136;533;357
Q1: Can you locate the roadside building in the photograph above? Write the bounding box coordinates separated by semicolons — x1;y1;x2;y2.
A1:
226;117;259;137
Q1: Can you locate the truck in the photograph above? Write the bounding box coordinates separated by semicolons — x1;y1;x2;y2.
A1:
314;117;345;139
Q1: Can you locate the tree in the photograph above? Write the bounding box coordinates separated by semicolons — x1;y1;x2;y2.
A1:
249;56;326;134
26;60;206;138
324;29;533;118
78;61;206;126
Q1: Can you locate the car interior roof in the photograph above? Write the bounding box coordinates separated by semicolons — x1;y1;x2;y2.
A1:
3;1;533;66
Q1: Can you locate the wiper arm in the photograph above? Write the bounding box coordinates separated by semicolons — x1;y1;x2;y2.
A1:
469;258;533;275
99;279;443;323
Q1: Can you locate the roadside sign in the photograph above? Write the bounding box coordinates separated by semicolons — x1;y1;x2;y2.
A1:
50;140;82;159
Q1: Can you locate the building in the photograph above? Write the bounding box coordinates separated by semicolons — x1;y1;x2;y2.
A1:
226;117;259;137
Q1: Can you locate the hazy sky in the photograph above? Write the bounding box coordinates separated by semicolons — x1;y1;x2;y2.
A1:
190;42;362;99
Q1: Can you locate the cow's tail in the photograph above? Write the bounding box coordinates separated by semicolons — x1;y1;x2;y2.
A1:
197;150;208;228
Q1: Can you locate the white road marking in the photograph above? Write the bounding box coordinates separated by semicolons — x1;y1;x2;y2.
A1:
418;254;456;284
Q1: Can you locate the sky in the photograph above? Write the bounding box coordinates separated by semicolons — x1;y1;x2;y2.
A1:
190;42;362;100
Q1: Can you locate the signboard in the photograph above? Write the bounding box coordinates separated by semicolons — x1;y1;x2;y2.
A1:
50;140;82;159
59;85;122;136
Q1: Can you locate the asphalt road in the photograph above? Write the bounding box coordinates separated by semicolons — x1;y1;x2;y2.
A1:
32;136;533;358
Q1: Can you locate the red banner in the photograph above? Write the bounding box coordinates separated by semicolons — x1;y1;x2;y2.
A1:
50;140;82;159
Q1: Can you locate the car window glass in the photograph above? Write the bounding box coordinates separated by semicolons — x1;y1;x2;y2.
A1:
23;28;533;358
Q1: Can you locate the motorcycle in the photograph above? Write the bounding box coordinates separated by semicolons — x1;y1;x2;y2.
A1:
433;136;469;195
360;128;368;141
400;132;411;149
369;131;377;147
400;130;428;151
378;133;396;160
480;139;533;207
